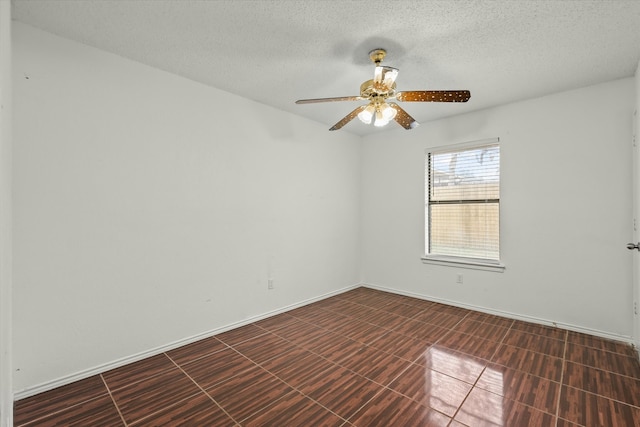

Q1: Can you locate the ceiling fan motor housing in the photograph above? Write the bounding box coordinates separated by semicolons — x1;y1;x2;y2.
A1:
360;79;396;101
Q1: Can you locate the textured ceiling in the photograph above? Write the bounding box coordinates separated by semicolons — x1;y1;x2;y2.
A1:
11;0;640;136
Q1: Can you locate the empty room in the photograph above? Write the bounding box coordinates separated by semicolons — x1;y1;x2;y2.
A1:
2;1;640;426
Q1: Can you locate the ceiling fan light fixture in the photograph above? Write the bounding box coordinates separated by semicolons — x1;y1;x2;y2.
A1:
374;66;399;90
374;107;390;127
383;67;398;87
381;102;397;121
374;66;382;84
357;103;376;124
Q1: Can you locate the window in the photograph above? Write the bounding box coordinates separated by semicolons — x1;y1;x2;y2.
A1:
423;138;504;271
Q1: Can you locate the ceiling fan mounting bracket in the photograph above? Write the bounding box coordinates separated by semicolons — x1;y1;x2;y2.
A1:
368;48;387;65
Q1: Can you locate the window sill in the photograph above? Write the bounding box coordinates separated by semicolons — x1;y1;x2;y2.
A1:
421;255;506;272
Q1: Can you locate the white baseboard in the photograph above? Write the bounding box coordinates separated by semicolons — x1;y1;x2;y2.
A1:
362;282;636;345
13;283;360;401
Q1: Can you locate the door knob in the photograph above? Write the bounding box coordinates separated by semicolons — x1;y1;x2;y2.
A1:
627;243;640;251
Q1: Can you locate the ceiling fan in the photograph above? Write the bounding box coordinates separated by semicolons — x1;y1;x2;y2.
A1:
295;49;471;131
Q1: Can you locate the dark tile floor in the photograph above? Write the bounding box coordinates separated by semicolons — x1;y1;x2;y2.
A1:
14;287;640;426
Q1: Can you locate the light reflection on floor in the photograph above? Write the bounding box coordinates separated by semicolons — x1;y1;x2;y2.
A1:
424;345;505;426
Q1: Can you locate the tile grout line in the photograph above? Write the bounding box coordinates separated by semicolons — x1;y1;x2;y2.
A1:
99;374;128;427
14;393;110;427
447;314;515;423
264;300;415;375
305;296;418;417
445;311;493;423
562;383;640;410
164;352;242;425
128;390;217;426
241;374;350;425
562;341;640;380
565;359;640;381
261;294;429;425
565;332;637;357
108;351;237;425
359;304;426;349
486;322;566;419
561;325;640;410
337;360;415;425
98;354;184;397
554;330;568;426
167;336;232;367
507;326;567;343
497;340;564;363
491;319;569;421
356;309;481;425
235;317;361;425
191;331;353;425
217;330;270;349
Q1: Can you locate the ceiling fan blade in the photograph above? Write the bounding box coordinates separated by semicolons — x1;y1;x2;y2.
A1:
329;105;366;131
395;90;471;103
388;103;419;130
295;96;364;104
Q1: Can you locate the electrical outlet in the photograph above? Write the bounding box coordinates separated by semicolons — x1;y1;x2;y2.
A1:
456;274;463;284
268;279;274;290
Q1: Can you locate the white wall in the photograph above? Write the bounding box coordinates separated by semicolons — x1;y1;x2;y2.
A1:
361;78;635;339
635;60;640;351
12;23;361;394
0;1;13;425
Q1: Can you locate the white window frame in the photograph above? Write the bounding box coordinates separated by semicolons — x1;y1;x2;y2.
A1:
421;137;505;272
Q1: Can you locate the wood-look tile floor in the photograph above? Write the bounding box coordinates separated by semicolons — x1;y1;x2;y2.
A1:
14;287;640;426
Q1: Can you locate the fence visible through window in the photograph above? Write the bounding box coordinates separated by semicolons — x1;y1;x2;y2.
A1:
426;142;500;261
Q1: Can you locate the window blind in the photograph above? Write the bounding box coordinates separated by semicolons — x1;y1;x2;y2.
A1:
426;142;500;261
